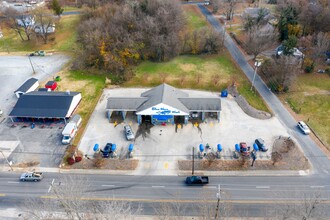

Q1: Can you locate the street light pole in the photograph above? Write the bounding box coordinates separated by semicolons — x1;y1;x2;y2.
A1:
222;21;227;47
251;60;262;91
215;184;221;219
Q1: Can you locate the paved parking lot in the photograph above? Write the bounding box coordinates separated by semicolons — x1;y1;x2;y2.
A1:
0;55;70;169
79;88;289;175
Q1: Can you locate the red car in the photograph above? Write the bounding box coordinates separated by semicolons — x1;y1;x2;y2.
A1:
240;142;250;157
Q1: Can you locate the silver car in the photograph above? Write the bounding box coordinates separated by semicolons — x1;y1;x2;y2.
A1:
124;125;135;141
297;121;311;135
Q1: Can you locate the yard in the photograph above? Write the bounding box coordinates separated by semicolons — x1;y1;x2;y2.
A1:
0;14;80;53
279;73;330;149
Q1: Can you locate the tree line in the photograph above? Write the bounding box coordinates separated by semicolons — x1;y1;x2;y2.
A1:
74;0;224;80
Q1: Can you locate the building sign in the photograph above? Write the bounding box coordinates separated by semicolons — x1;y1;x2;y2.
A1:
151;107;180;115
137;103;188;116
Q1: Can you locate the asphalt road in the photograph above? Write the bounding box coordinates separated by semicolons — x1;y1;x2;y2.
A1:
1;172;330;217
197;5;330;175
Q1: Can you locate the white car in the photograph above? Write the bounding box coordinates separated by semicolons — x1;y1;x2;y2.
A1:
0;109;3;116
297;121;311;135
276;45;304;59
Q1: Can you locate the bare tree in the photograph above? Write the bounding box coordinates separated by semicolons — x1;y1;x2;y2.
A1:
22;175;140;219
32;7;56;44
244;25;277;60
311;32;330;63
220;0;238;20
260;56;301;93
3;8;34;41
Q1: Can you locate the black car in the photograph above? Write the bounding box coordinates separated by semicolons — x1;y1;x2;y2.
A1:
101;143;112;158
255;138;268;152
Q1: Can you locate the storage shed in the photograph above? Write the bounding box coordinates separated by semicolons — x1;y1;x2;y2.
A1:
45;81;57;91
14;77;39;98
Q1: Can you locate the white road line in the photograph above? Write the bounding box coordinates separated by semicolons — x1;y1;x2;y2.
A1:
256;186;270;189
101;185;115;187
204;186;217;189
310;186;324;188
51;179;55;186
7;181;20;184
48;186;52;193
152;186;165;188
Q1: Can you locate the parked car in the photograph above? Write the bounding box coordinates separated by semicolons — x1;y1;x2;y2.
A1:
101;143;112;158
297;121;311;135
20;172;43;182
0;109;3;117
185;176;209;185
255;138;268;152
124;125;135;141
239;142;250;157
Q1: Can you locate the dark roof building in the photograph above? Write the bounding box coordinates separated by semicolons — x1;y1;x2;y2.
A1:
106;84;221;125
9;91;82;119
14;77;39;98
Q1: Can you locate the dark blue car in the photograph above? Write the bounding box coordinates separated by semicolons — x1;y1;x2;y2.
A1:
101;143;112;158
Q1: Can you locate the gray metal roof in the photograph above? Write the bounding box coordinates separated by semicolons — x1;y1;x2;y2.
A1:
137;84;189;113
107;97;149;111
9;91;81;118
179;98;221;111
14;78;38;93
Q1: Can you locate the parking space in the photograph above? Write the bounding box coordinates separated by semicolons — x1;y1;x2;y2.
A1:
79;88;289;175
0;55;69;168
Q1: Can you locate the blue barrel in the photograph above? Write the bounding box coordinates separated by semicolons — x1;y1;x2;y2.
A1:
235;144;240;152
111;144;117;152
128;144;134;152
199;144;204;152
253;143;259;151
93;144;99;152
217;144;222;152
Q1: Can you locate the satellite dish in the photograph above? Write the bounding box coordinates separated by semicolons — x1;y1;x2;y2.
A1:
93;144;99;152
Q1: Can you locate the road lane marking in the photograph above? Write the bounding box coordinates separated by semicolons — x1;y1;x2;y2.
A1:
102;185;115;187
7;181;20;184
48;179;55;193
40;196;330;204
204;186;217;189
310;186;324;188
152;186;165;188
51;179;55;185
256;186;270;189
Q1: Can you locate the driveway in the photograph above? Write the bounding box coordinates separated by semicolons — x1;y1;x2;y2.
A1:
79;88;289;175
0;54;70;169
197;5;330;175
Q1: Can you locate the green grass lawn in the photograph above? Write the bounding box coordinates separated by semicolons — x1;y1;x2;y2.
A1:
281;73;330;148
0;14;79;53
183;5;208;31
124;53;269;112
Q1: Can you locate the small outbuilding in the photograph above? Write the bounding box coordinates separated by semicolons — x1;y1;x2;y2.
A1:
45;81;57;91
14;77;39;98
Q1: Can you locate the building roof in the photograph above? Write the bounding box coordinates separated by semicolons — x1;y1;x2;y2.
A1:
179;98;221;111
14;78;38;93
45;81;56;87
106;97;149;111
106;84;221;114
137;84;189;113
9;91;81;118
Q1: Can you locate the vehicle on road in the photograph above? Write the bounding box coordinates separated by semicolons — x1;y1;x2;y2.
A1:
124;125;135;141
101;143;113;158
0;109;3;117
255;138;268;152
185;176;209;185
240;142;250;157
29;50;45;56
20;172;43;182
297;121;311;135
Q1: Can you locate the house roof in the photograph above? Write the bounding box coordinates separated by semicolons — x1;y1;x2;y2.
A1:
107;97;149;111
45;81;56;86
179;98;221;111
9;91;81;118
14;78;38;93
137;84;190;113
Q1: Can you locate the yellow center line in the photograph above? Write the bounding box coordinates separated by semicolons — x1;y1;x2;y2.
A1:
39;196;330;204
0;194;6;197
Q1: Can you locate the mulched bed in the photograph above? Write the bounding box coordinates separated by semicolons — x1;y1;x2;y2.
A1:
178;137;310;171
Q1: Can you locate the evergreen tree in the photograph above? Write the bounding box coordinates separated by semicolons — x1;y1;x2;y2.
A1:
51;0;64;16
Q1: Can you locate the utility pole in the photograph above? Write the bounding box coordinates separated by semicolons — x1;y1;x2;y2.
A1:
215;184;221;219
192;147;195;176
28;56;36;74
0;148;13;171
222;21;227;47
251;60;262;91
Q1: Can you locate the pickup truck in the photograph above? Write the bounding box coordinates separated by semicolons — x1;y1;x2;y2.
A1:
185;176;209;185
20;172;43;182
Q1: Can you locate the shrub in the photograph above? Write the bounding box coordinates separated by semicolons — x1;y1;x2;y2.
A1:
67;157;75;165
303;58;315;73
75;156;82;162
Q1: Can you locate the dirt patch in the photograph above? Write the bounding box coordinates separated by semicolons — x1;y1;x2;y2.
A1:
179;63;197;72
63;156;138;170
14;161;40;168
178;136;310;171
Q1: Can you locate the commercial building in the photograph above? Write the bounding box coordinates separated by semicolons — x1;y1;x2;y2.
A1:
106;84;221;125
